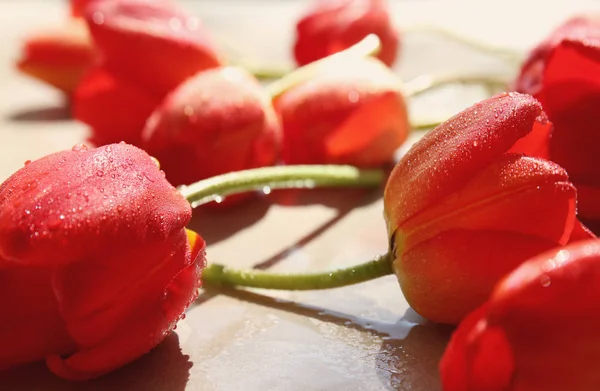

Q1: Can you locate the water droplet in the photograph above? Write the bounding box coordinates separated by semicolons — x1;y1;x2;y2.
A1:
93;11;105;25
262;186;271;195
72;144;88;152
96;170;104;177
106;145;112;152
348;90;360;103
473;141;478;147
540;274;551;287
48;214;65;230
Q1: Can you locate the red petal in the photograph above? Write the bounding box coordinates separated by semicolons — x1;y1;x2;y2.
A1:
73;67;161;146
0;143;190;266
84;0;222;97
395;229;557;324
141;67;280;187
384;93;545;233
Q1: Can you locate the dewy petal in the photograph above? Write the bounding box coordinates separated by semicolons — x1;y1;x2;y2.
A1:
84;0;223;97
0;143;191;266
73;67;161;146
46;230;204;380
141;67;280;187
275;57;406;166
16;19;97;93
396;229;557;324
384;92;545;235
399;155;577;252
442;239;600;391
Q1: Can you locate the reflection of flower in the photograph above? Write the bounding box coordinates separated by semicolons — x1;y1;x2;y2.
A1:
384;92;592;325
142;66;281;187
0;143;205;380
274;57;408;166
294;0;400;67
515;16;600;231
16;18;97;94
440;239;600;391
74;0;223;146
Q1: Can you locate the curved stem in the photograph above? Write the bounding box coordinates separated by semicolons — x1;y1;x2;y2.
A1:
267;34;381;99
402;73;510;98
202;253;393;290
179;165;385;207
406;24;523;63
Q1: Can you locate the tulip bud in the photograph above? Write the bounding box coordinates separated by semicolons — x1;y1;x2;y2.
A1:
383;92;590;324
274;56;408;167
0;143;205;380
294;0;400;67
16;18;97;94
515;16;600;231
142;66;280;187
440;239;600;391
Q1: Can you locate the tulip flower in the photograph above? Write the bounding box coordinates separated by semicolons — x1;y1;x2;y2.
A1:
73;0;223;146
142;66;280;187
440;238;600;391
16;18;97;94
273;56;409;167
0;143;205;380
196;93;594;327
515;16;600;231
294;0;400;67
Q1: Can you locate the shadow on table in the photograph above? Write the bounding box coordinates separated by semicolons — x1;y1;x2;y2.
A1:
0;333;191;391
9;104;72;122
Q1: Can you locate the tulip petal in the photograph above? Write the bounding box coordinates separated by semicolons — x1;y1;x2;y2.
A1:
142;67;280;187
16;19;97;93
0;266;75;370
395;229;557;324
0;143;191;266
384;93;546;234
400;155;577;252
73;67;161;146
84;0;222;97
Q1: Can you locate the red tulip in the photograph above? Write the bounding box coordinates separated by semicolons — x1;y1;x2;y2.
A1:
515;16;600;230
383;92;592;325
74;0;223;146
16;18;97;94
440;239;600;391
142;66;280;187
294;0;400;67
273;56;408;167
0;143;205;380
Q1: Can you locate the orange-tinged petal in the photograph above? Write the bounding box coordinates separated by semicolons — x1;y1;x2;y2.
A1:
396;229;557;324
16;19;97;94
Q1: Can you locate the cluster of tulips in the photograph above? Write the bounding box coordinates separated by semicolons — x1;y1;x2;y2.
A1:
6;0;600;389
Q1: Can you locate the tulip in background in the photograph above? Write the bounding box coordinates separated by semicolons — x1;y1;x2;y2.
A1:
515;16;600;232
274;56;408;167
294;0;400;67
440;239;600;391
0;143;205;380
16;18;97;94
74;0;223;146
142;66;281;187
199;92;594;327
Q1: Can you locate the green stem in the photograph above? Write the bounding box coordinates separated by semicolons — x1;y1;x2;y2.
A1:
202;253;393;290
179;165;384;207
266;34;381;99
403;73;510;98
406;24;523;63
